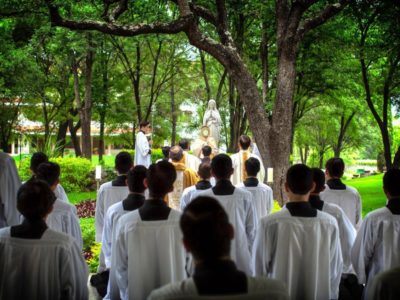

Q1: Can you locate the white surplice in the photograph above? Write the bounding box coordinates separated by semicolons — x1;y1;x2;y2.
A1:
320;185;362;229
351;207;400;290
95;181;129;242
197;187;257;275
236;182;274;220
184;151;201;172
179;186;212;211
0;227;88;300
230;151;265;185
0;152;21;227
148;276;289;300
54;183;69;203
46;198;83;250
111;209;187;300
134;131;151;167
252;208;343;300
321;201;356;274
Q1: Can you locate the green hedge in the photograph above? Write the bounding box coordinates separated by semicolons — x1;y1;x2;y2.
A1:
121;148;165;163
18;157;93;193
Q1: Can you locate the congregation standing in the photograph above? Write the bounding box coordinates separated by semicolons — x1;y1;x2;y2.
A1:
0;132;399;300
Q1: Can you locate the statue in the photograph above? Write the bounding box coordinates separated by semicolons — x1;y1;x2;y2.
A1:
191;126;218;158
203;99;222;146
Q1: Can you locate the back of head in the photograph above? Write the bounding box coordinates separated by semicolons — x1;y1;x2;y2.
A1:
325;157;345;178
180;196;231;261
211;154;233;179
169;145;183;162
128;165;147;193
202;145;212;157
239;135;251;150
18;180;56;220
311;168;326;193
245;157;260;177
197;163;211;180
147;161;177;198
286;164;313;195
161;146;170;159
115;151;133;174
30;152;48;174
179;139;189;151
36;162;60;187
139;121;150;129
383;169;400;198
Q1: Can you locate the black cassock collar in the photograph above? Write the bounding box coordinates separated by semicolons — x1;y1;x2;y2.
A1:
387;198;400;215
10;218;48;239
327;178;346;190
309;195;324;211
122;193;145;211
212;179;235;195
139;198;171;221
286;201;317;217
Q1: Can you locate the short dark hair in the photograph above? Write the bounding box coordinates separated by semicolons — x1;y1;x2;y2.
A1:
30;152;48;174
211;154;232;179
139;121;150;128
36;162;60;187
311;168;326;194
179;139;189;150
286;164;313;195
146;161;177;198
202;145;212;157
169;145;183;162
245;157;260;177
180;196;231;261
115;152;133;174
128;165;147;193
325;158;345;178
161;146;170;159
239;135;251;150
197;163;211;180
383;169;400;198
17;180;56;220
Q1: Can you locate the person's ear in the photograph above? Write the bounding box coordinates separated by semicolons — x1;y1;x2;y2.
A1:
228;224;234;240
310;182;316;193
168;185;174;193
182;238;191;252
230;168;234;176
284;182;289;193
321;185;326;192
143;178;149;189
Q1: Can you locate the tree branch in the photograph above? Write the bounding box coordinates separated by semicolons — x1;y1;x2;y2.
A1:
46;0;192;37
297;0;349;39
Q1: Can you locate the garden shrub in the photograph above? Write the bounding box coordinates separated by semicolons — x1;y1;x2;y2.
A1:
120;148;165;163
18;156;94;193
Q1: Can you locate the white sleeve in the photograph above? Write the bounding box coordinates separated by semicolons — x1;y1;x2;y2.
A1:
69;209;83;250
257;157;266;183
95;188;105;242
351;217;373;284
245;192;257;253
102;209;113;268
330;222;343;299
180;189;190;211
355;192;362;230
252;220;268;276
61;239;89;300
137;132;150;157
338;209;356;274
268;189;274;215
113;224;129;299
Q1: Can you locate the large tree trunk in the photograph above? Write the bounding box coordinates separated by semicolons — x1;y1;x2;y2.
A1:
68;119;82;156
56;120;69;156
170;76;177;146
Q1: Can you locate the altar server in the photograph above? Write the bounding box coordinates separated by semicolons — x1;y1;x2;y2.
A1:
149;196;289;300
0;151;21;227
0;180;88;300
179;139;201;171
111;161;187;300
236;157;274;219
231;135;265;185
310;168;356;274
134;121;152;167
180;162;212;211
36;162;83;249
28;152;69;203
351;169;400;293
95;151;132;243
253;164;342;300
321;157;362;229
197;154;256;275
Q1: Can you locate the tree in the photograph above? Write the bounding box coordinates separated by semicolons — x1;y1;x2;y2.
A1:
43;0;348;203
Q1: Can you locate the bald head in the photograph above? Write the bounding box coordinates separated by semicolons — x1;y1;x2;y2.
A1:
169;146;184;162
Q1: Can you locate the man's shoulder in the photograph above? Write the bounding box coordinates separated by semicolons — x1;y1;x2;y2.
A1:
99;181;113;191
364;206;392;222
247;276;288;297
148;278;197;300
53;198;76;213
107;201;124;216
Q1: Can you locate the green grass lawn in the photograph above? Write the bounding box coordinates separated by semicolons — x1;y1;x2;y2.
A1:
344;174;386;217
68;191;97;205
